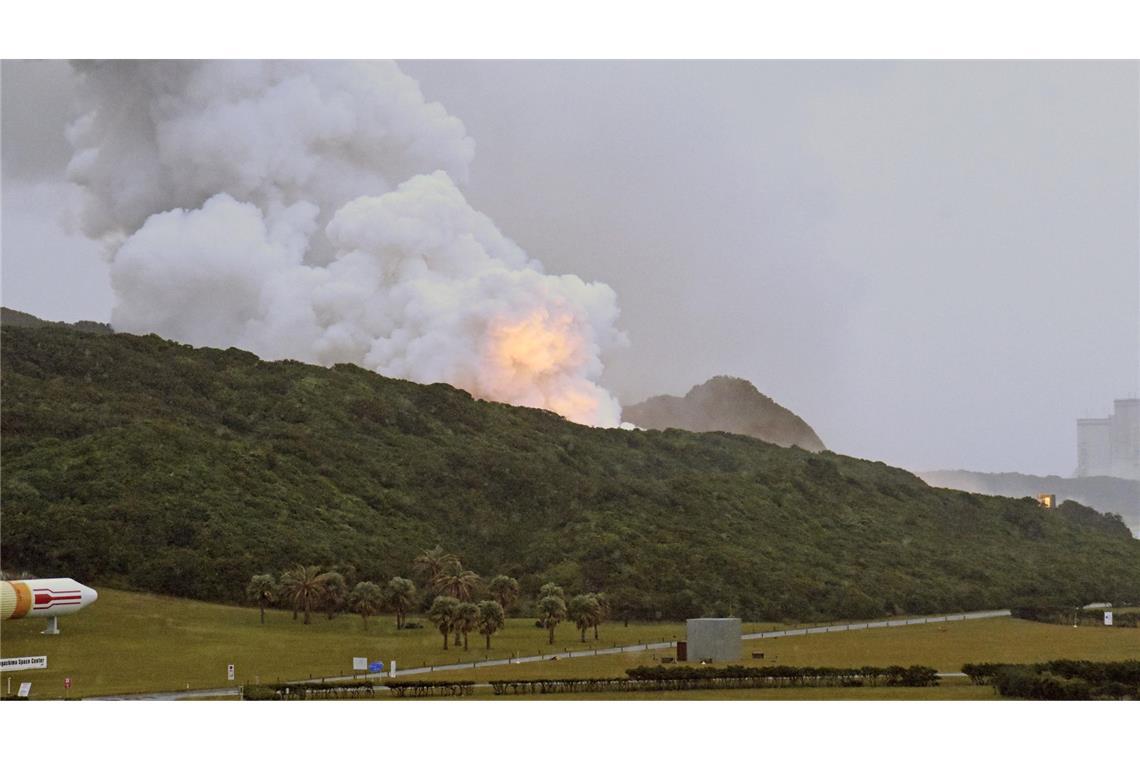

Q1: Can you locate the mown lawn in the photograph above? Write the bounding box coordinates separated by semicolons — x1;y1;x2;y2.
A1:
2;588;1135;700
399;617;1140;683
0;587;683;699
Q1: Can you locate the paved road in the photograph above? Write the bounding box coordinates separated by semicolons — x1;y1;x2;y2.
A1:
86;609;1008;700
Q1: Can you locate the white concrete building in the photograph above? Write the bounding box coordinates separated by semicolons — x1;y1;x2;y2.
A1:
1077;399;1140;480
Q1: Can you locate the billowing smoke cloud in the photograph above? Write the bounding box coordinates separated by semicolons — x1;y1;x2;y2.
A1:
66;61;624;426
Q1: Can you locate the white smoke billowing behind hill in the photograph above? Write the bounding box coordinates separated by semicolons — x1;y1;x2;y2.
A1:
65;61;624;426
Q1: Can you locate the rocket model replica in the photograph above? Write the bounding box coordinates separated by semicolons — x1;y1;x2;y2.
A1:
0;578;98;634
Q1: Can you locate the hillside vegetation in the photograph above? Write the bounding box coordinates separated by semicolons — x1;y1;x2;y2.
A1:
2;324;1138;621
0;306;113;335
623;376;825;452
920;470;1140;536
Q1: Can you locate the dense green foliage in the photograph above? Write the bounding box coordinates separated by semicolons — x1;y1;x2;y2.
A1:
0;307;113;335
488;664;940;695
2;325;1138;621
626;664;940;687
243;681;378;700
920;469;1140;535
386;680;477;698
962;660;1140;700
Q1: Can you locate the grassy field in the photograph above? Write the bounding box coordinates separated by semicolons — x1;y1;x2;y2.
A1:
2;588;1135;700
394;616;1140;684
0;587;683;699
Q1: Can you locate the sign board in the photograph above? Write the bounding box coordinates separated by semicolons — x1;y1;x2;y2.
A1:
64;677;72;689
352;657;368;671
17;682;31;698
391;660;397;676
0;656;48;672
1105;611;1113;626
227;664;235;681
368;661;383;673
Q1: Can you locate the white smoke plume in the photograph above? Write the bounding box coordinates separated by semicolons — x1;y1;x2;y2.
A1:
66;61;624;426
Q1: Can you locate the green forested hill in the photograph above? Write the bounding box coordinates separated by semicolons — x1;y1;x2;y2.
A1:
2;324;1137;621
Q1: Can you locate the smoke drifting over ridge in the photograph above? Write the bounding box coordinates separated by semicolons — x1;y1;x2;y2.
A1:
65;61;624;426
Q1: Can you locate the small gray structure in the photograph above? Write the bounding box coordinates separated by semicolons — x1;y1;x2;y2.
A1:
685;617;742;662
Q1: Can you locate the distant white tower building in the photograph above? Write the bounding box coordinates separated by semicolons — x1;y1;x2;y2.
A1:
1077;399;1140;480
1077;417;1113;477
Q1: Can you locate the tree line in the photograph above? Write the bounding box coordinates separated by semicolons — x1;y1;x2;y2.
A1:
245;545;611;650
962;660;1140;700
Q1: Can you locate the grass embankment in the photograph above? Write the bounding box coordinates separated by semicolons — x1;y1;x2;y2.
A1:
0;588;682;699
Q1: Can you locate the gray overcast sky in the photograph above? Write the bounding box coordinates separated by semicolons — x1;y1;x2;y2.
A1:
3;60;1138;476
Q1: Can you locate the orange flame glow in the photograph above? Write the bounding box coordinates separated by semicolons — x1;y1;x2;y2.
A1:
490;310;581;377
477;309;614;426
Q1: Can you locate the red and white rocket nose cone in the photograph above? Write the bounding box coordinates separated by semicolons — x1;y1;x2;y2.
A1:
1;578;99;620
76;582;98;609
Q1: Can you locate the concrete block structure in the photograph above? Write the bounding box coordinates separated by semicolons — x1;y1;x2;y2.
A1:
685;617;742;662
1077;399;1140;480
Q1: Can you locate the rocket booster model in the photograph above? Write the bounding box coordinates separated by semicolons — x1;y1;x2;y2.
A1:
1;578;98;621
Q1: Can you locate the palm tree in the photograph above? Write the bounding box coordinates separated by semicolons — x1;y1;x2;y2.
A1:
536;595;567;645
477;600;505;650
454;602;480;650
592;592;609;640
386;577;416;629
427;596;460;650
539;582;565;600
279;566;300;620
349;581;384;631
413;545;457;583
488;575;520;612
279;565;333;625
433;564;481;601
321;571;348;620
568;594;602;643
246;574;277;625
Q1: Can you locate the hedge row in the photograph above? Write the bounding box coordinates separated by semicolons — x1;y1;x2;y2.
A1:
387;680;476;698
627;664;940;687
962;660;1140;700
488;664;940;695
242;681;375;700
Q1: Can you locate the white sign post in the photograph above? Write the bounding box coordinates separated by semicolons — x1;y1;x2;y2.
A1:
17;682;31;698
390;660;396;677
227;664;235;681
1104;611;1113;626
352;657;368;671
